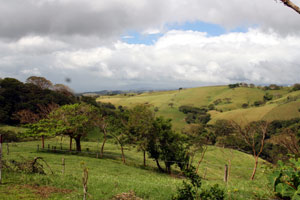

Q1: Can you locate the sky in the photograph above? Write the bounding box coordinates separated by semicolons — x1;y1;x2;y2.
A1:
0;0;300;92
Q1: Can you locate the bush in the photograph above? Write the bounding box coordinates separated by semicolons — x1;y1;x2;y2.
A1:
292;83;300;91
0;130;21;142
173;167;225;200
269;158;300;199
242;103;249;108
254;101;264;107
263;93;273;101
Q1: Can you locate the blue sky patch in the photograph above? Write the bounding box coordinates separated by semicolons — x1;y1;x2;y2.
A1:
121;21;248;45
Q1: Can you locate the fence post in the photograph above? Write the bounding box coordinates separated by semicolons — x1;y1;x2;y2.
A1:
83;167;88;200
6;143;9;155
48;144;50;151
62;157;65;174
203;167;207;179
37;144;39;152
224;164;228;183
60;143;63;150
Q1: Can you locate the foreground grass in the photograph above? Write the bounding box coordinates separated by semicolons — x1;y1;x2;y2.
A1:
0;139;274;199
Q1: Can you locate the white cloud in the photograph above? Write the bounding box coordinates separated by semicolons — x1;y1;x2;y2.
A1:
1;1;300;91
26;28;296;91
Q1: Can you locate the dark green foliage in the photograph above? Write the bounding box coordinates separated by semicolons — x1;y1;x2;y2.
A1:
269;158;300;200
80;96;99;107
173;167;225;200
263;93;273;101
0;130;21;142
292;83;300;91
0;77;76;124
179;106;210;125
228;83;240;89
254;100;264;107
207;104;215;110
213;99;222;105
264;84;281;90
242;103;249;108
147;117;189;173
179;106;208;115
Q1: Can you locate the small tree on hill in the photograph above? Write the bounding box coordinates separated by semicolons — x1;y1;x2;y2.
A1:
26;118;56;148
231;120;269;180
127;104;155;166
147;117;188;173
48;103;97;151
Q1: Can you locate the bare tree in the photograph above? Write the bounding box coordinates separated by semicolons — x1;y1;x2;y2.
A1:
26;76;53;90
273;128;299;156
231;120;269;180
279;0;300;14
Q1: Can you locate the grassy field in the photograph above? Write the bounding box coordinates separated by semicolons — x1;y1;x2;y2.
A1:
0;138;273;200
0;124;27;133
98;86;300;129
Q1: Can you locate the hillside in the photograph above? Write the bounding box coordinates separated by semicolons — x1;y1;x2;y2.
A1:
97;85;300;129
0;139;271;200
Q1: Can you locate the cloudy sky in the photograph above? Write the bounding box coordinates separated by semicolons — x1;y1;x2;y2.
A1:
0;0;300;92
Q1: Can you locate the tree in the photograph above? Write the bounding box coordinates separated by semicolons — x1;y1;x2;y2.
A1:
53;84;74;97
182;124;209;173
273;127;299;157
279;0;300;15
48;103;97;151
231;120;269;180
26;76;53;90
107;111;130;164
26;119;56;149
127;104;155;167
147;117;189;173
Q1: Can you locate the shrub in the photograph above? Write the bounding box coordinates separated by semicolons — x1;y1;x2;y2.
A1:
173;167;225;200
254;101;264;107
242;103;249;108
292;83;300;91
0;130;21;142
269;158;300;199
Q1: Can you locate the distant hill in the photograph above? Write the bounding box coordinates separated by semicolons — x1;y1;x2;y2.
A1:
97;85;300;130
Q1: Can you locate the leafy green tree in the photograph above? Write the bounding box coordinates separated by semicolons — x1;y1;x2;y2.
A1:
147;117;188;173
127;104;155;166
48;103;97;151
107;111;130;163
182;124;210;173
25;118;56;148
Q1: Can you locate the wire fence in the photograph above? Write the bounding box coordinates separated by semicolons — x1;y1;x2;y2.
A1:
0;141;281;200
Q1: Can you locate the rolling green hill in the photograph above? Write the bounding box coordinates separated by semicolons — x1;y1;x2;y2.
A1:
98;85;300;129
0;139;271;199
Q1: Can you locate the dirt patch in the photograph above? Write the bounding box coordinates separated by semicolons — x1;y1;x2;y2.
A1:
30;185;73;198
8;184;73;199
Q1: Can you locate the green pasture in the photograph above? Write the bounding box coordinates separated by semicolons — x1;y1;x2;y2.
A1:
0;138;273;200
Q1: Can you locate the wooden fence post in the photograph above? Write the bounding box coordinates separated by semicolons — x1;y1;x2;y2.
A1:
83;167;88;200
6;143;9;155
62;157;65;174
37;144;39;152
203;167;207;179
224;164;228;183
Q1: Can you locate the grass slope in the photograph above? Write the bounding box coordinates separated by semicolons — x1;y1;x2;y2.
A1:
98;85;298;128
0;139;272;200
